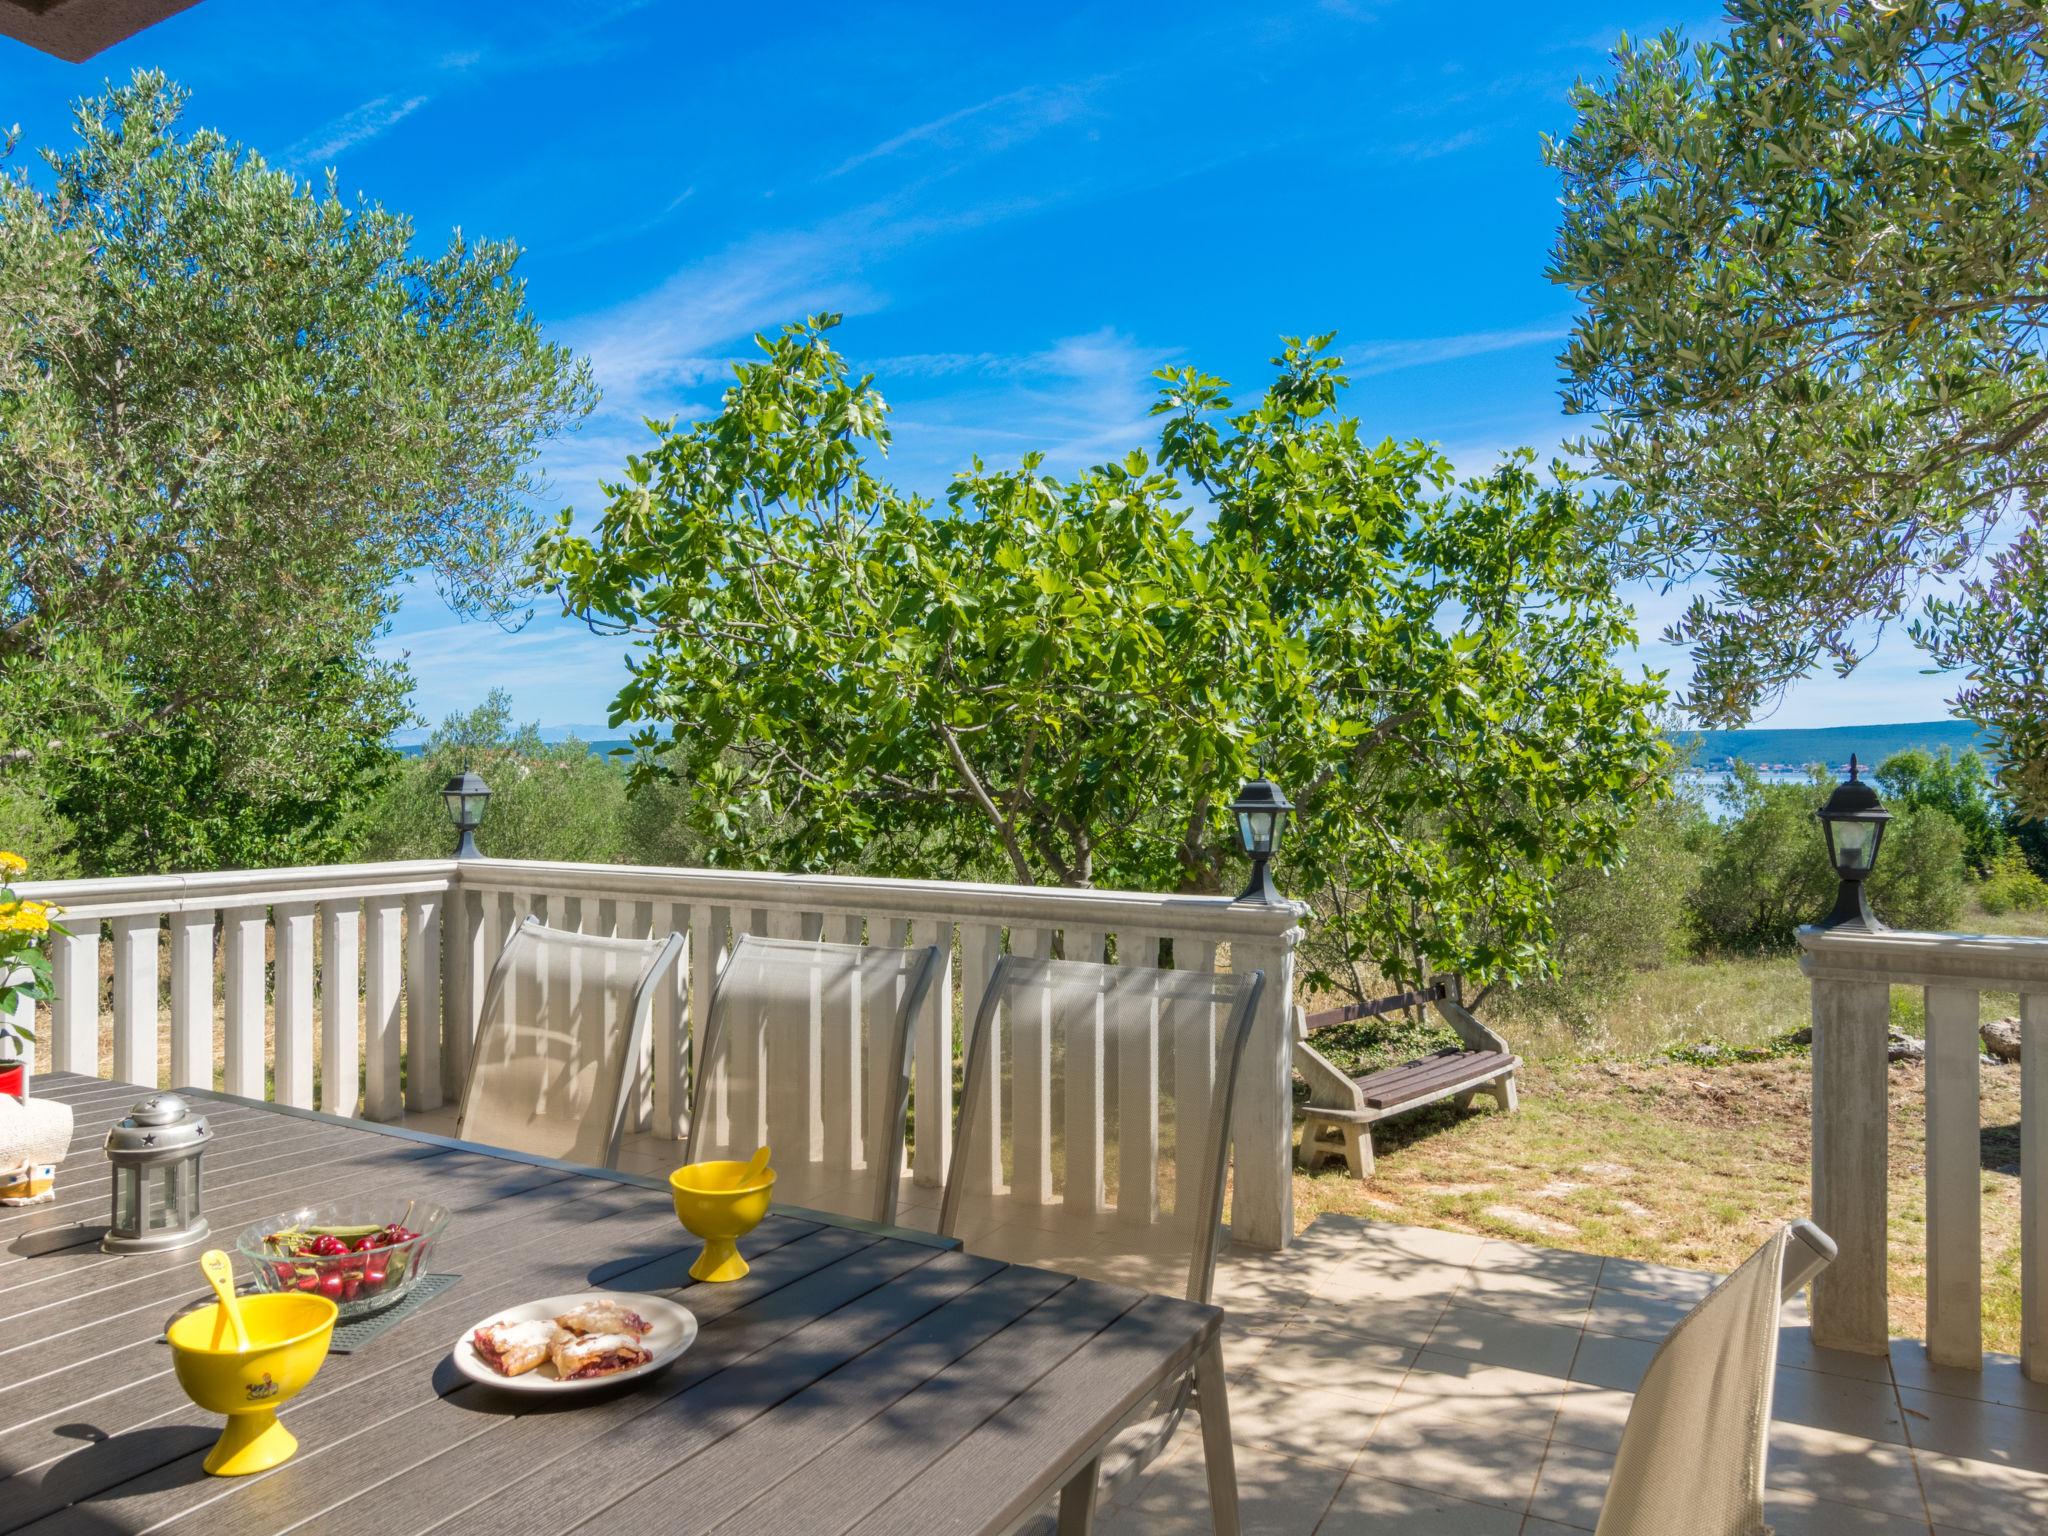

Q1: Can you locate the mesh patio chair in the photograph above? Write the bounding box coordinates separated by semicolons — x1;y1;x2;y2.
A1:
939;954;1266;1534
456;917;685;1171
686;934;942;1227
1593;1219;1837;1536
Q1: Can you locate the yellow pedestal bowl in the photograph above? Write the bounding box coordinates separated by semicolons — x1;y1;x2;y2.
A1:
670;1160;775;1282
166;1291;338;1475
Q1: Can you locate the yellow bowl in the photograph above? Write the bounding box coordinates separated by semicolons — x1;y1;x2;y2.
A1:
166;1291;337;1475
669;1160;775;1282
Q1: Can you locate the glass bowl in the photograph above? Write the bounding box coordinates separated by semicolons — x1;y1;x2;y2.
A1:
235;1200;449;1320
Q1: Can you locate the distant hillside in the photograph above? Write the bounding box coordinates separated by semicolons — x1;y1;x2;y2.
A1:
1671;719;1990;773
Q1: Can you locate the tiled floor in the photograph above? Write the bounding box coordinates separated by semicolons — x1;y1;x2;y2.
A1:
400;1113;2048;1535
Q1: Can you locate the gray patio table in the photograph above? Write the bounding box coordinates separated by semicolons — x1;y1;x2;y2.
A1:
4;1071;1233;1536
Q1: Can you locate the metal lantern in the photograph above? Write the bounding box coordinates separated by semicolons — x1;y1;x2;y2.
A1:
440;767;492;859
102;1092;210;1254
1814;754;1892;932
1230;777;1295;906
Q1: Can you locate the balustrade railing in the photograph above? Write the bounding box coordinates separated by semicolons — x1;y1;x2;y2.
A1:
10;856;1304;1249
1801;925;2048;1381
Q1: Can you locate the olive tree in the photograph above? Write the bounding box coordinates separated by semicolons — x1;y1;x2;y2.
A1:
0;72;595;871
1548;1;2048;809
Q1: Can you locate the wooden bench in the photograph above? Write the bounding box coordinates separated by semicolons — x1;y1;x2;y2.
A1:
1292;983;1520;1179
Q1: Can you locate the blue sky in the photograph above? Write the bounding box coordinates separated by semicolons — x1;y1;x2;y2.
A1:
5;0;1956;733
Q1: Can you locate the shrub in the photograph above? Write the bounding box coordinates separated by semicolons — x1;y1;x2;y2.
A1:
1977;847;2048;914
350;692;634;865
1688;764;1966;951
1874;748;2008;873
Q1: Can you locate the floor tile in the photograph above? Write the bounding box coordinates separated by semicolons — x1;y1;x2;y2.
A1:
1518;1520;1589;1536
1289;1291;1453;1349
1227;1376;1390;1470
1890;1340;2048;1413
1765;1421;1926;1517
1779;1323;1895;1384
1317;1255;1470;1305
1763;1489;1934;1534
1451;1279;1596;1331
1317;1472;1522;1534
1361;1413;1548;1513
1594;1254;1719;1301
1252;1318;1418;1399
1104;1437;1344;1536
1913;1449;2048;1534
1381;1351;1568;1441
1547;1380;1633;1454
1525;1436;1609;1530
1427;1302;1583;1379
1583;1285;1695;1341
1899;1386;2048;1472
1465;1239;1605;1291
1774;1365;1909;1444
1568;1330;1660;1393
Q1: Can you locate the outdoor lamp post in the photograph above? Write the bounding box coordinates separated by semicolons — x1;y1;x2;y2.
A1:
440;767;492;859
1815;754;1891;931
102;1092;210;1254
1230;776;1294;906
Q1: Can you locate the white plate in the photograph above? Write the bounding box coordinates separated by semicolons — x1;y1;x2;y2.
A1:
451;1291;697;1394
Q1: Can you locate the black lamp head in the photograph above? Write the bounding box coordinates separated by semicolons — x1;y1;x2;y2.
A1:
1814;753;1890;929
440;767;492;858
1230;776;1294;904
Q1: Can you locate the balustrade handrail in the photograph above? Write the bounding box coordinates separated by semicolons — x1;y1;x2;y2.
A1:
13;858;460;920
1800;924;2048;988
9;853;1307;1252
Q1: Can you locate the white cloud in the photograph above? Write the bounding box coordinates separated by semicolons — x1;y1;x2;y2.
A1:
831;82;1098;177
1350;321;1571;378
286;94;430;169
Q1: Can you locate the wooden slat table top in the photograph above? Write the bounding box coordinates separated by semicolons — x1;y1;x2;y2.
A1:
3;1073;1221;1536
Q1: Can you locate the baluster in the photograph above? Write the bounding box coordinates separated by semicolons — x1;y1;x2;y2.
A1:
1925;984;1982;1367
363;897;405;1120
1013;925;1054;1205
2024;990;2048;1383
443;885;488;1098
49;925;99;1076
1162;937;1217;1230
321;901;361;1117
272;902;316;1109
168;910;216;1092
959;922;1006;1197
1066;928;1107;1214
222;907;267;1099
110;915;159;1090
404;891;443;1111
909;916;953;1190
619;899;655;1133
761;907;816;1163
687;903;722;1152
1119;929;1168;1228
823;913;864;1175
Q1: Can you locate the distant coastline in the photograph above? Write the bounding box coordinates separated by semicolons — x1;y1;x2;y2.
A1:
395;718;1996;771
1670;718;1989;775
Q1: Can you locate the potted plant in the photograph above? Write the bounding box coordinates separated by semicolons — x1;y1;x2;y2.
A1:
0;853;64;1098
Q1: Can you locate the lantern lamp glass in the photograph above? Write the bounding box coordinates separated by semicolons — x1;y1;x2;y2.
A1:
1237;808;1280;856
1829;819;1880;874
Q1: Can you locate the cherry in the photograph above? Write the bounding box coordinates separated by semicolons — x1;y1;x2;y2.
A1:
309;1234;349;1258
318;1271;345;1300
273;1263;296;1286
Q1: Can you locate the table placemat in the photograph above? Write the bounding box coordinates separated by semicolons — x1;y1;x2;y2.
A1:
329;1273;461;1353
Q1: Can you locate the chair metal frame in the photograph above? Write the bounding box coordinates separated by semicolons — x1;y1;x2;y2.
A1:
457;915;686;1172
686;933;942;1227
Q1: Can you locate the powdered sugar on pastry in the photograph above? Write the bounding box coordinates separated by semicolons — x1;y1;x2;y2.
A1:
555;1299;652;1338
550;1330;652;1381
472;1318;567;1377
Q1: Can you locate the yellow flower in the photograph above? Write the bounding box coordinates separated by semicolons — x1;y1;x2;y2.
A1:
0;900;48;936
0;851;23;876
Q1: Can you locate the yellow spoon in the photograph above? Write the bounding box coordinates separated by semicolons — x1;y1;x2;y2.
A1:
198;1249;251;1353
740;1144;771;1187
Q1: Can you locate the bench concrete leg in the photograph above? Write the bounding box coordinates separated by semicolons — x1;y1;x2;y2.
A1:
1488;1074;1518;1114
1056;1455;1101;1535
1300;1118;1373;1179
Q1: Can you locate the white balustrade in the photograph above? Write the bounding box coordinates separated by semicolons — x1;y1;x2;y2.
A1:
15;855;1305;1249
1801;925;2048;1381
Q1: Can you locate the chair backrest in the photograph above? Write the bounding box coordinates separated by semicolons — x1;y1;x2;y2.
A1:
686;935;941;1227
940;955;1264;1304
457;917;684;1170
1594;1219;1837;1536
